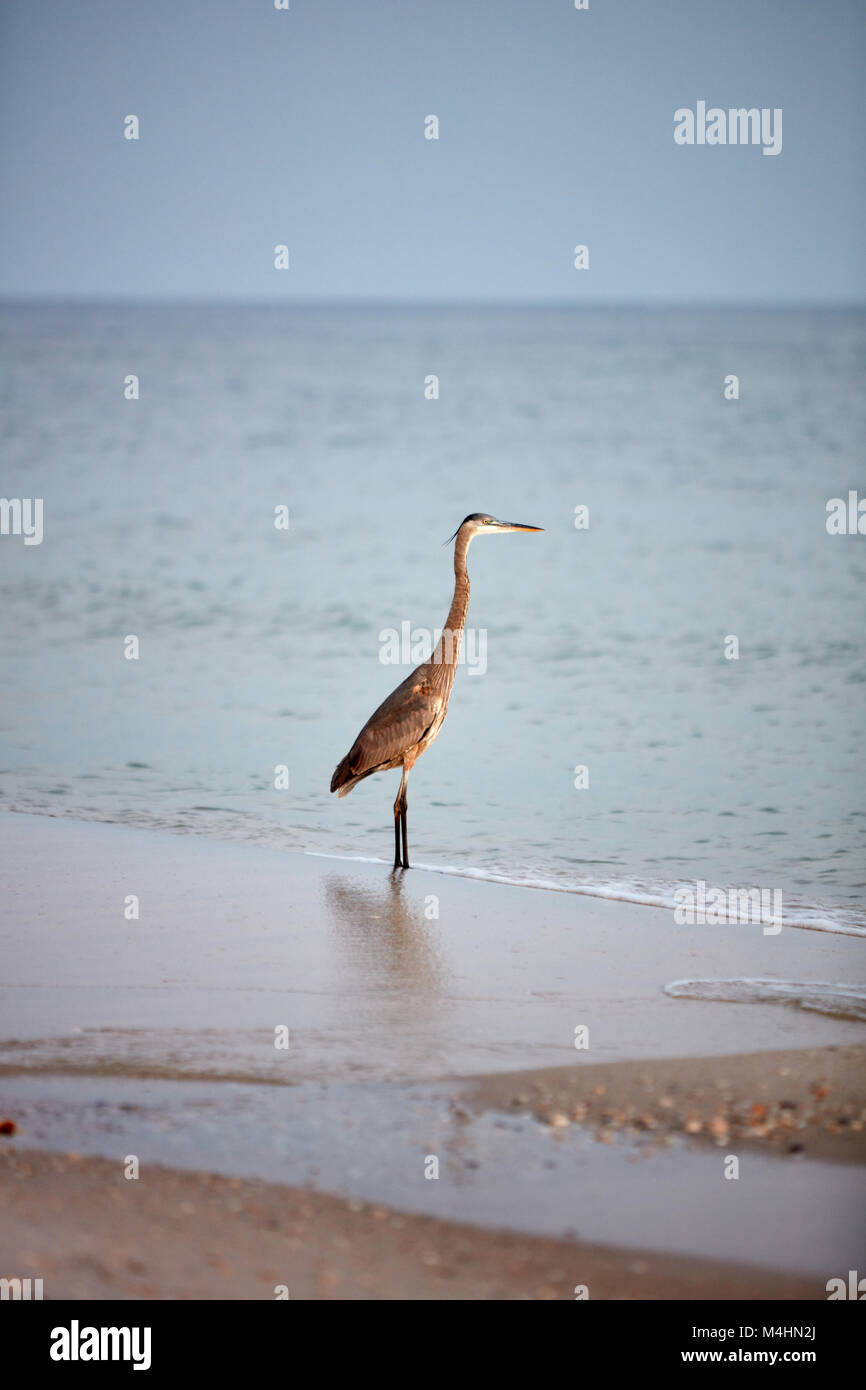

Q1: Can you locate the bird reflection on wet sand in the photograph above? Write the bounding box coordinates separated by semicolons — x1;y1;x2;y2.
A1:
322;871;448;1002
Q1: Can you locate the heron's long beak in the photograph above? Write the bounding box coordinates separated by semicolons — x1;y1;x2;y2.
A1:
494;521;544;532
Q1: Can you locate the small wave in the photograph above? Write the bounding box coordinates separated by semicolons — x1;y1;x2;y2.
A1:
664;977;866;1023
306;852;866;938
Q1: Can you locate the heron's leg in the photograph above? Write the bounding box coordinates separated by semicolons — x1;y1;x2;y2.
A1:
392;796;402;870
393;764;410;870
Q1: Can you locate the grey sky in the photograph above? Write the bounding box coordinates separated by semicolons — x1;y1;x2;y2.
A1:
0;0;863;303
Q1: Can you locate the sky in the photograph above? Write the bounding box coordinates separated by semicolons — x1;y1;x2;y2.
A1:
0;0;863;304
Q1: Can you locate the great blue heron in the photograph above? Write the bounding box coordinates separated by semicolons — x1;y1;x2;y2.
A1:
330;513;543;869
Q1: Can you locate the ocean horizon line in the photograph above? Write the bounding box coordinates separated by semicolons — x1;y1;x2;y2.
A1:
2;295;865;313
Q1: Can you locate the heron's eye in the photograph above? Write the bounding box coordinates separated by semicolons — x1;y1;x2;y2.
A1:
483;517;491;524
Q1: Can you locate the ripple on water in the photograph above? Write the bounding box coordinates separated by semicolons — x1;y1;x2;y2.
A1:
664;978;866;1023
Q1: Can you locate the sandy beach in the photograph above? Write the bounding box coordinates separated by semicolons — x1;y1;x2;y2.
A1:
1;811;864;1298
0;1147;825;1301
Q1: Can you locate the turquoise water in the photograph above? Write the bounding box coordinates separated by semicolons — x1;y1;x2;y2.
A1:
1;303;864;931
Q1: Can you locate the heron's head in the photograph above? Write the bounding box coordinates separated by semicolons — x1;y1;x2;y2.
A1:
446;513;544;544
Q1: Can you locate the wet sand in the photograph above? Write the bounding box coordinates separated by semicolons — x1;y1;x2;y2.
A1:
1;812;864;1297
2;812;864;1083
0;1148;823;1300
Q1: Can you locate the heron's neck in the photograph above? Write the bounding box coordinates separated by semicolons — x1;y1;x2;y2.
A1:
431;534;470;673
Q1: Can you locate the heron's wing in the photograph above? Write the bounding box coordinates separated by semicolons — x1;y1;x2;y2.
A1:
331;679;443;790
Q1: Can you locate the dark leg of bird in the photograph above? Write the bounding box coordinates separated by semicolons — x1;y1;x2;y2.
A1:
400;802;409;869
393;808;402;870
393;764;410;870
